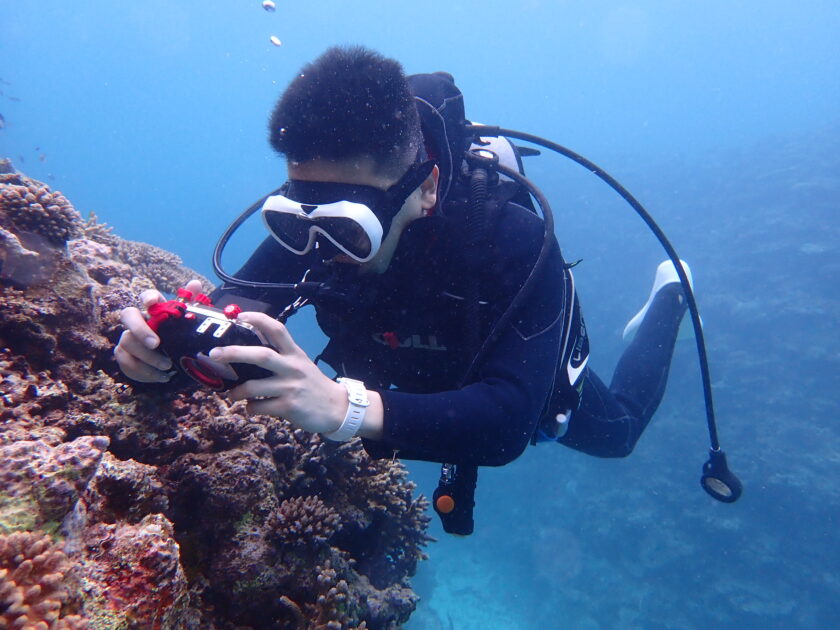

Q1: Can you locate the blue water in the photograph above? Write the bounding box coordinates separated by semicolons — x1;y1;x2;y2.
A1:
2;2;839;628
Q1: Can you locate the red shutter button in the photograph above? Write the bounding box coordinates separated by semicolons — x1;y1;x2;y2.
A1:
195;293;212;305
223;304;242;319
176;288;194;301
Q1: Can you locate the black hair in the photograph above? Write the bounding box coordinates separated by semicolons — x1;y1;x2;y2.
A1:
268;46;423;179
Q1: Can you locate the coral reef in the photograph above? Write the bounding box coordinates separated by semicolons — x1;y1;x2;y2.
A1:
77;211;212;295
0;171;82;246
0;163;432;629
0;530;89;629
0;163;209;295
0;436;109;535
269;495;342;547
71;514;191;629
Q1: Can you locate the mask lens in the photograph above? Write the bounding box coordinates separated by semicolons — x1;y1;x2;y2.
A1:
315;216;373;260
264;205;376;261
263;211;315;253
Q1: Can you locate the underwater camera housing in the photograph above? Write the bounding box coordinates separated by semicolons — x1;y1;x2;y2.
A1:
147;288;274;391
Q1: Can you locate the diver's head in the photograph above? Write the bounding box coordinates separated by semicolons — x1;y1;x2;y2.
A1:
266;46;438;273
269;45;424;181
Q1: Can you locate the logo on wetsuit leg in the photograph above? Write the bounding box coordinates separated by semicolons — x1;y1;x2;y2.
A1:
567;319;589;385
372;333;448;351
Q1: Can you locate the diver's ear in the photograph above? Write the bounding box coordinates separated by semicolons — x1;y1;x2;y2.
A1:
419;165;439;211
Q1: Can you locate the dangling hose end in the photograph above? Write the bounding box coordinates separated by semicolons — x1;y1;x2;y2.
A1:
700;448;743;503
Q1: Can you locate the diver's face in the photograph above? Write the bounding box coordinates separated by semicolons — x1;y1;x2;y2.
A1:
286;157;438;274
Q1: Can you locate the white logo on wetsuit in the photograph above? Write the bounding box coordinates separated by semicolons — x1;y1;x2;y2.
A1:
372;333;449;351
567;319;589;385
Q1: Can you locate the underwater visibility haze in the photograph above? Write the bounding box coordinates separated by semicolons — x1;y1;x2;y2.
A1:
1;1;839;628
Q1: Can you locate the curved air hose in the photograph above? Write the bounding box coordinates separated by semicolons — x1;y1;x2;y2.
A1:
464;124;724;454
212;185;298;290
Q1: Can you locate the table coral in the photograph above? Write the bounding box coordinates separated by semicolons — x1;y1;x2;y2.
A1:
0;163;432;629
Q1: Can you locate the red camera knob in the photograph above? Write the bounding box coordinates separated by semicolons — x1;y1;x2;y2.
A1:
223;304;242;320
195;293;212;305
176;288;194;301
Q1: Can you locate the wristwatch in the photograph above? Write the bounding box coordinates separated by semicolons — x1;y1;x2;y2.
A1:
322;377;369;442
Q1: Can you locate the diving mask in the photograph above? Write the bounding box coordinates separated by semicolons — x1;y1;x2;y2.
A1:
261;160;434;263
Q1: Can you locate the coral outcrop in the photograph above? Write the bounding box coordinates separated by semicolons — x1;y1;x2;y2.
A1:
270;495;342;547
0;530;89;629
0;171;82;246
0;436;109;534
0;163;432;629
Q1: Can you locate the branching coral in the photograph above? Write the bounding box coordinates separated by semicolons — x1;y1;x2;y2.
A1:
269;496;342;548
294;439;433;589
110;239;210;295
0;170;210;297
80;212;119;249
309;560;368;630
74;214;214;298
0;172;82;246
0;530;89;629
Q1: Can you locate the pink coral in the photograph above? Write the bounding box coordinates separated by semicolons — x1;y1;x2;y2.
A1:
0;530;89;629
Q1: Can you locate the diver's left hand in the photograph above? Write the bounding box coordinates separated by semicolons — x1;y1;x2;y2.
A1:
208;312;347;435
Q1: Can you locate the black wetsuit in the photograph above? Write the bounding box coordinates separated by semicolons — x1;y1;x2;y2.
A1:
211;198;687;466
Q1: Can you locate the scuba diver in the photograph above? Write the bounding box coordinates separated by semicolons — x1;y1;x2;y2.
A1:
114;46;740;535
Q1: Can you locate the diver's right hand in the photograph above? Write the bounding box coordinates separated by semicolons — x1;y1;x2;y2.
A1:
113;279;202;383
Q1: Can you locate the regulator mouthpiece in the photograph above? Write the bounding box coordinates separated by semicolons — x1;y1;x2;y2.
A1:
700;449;742;503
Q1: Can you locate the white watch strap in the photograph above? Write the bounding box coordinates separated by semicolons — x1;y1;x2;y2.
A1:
322;377;369;442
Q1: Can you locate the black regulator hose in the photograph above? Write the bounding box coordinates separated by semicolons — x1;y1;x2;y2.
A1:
464;167;489;358
459;154;556;388
435;165;493;537
212;186;300;291
466;124;741;503
435;154;560;536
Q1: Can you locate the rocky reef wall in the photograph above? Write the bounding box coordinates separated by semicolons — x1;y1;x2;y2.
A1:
0;159;432;630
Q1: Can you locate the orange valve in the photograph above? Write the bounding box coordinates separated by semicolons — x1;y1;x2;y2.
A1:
435;494;456;514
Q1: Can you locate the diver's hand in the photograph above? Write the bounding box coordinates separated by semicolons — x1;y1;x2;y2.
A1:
211;312;349;435
113;279;203;383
